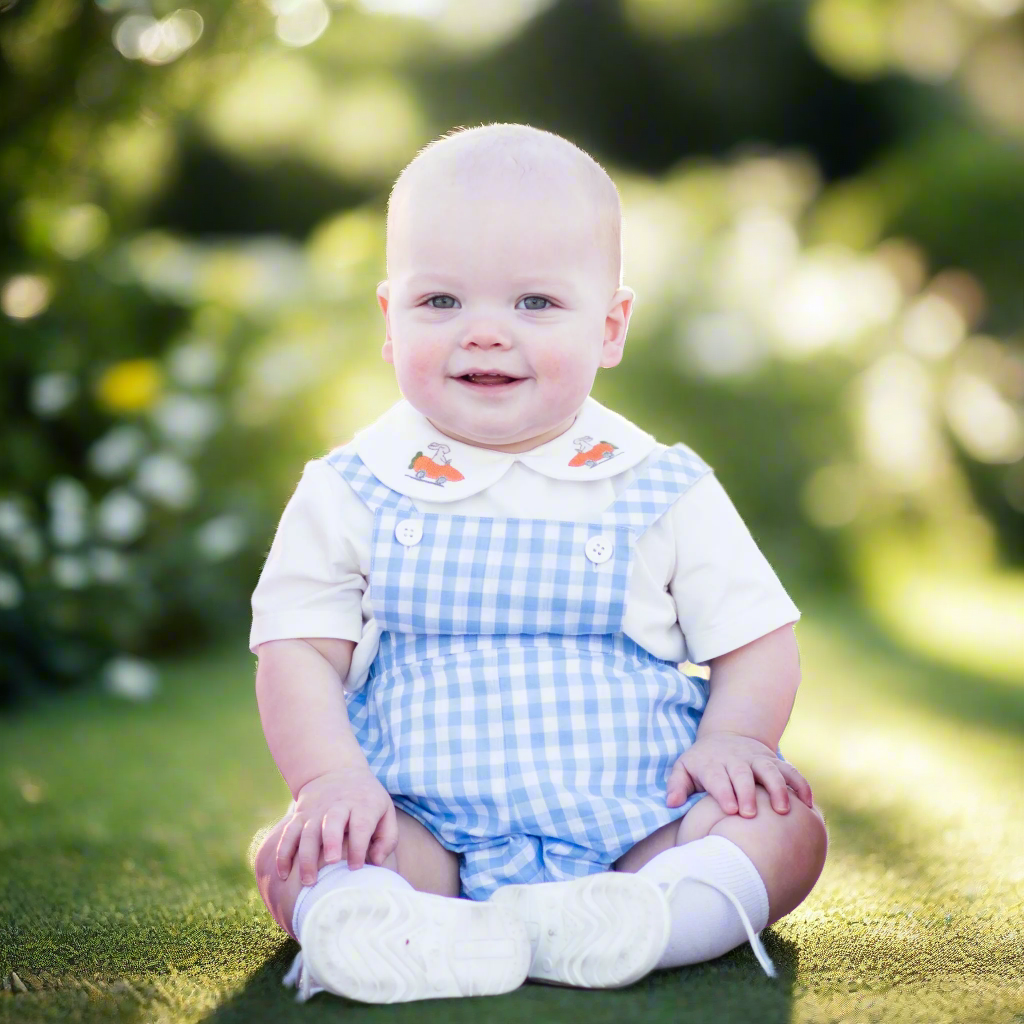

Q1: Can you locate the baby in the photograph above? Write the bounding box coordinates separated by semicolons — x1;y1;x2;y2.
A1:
250;123;828;1004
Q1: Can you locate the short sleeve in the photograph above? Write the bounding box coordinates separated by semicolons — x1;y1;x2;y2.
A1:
249;459;370;653
668;473;800;663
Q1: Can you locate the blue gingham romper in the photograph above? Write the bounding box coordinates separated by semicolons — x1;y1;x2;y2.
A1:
327;444;718;901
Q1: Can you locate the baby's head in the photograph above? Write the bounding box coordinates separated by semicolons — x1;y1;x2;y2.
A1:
377;123;634;453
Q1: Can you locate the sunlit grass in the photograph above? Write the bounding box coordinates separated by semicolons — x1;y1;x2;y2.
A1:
853;528;1024;685
1;601;1021;1023
780;608;1024;1023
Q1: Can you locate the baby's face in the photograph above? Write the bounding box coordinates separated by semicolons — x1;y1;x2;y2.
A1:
378;178;632;452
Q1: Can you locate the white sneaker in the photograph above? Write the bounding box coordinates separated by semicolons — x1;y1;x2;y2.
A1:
293;887;531;1004
489;872;670;989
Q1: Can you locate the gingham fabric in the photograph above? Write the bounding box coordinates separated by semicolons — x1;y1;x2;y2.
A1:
325;444;715;900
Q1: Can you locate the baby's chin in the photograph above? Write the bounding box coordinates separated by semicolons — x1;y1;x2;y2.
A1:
426;411;577;452
429;419;536;450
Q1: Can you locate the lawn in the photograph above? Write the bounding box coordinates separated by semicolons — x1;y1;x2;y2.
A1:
1;597;1022;1024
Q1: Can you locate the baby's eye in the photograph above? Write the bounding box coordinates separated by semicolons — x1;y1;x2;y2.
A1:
518;296;552;311
426;295;459;309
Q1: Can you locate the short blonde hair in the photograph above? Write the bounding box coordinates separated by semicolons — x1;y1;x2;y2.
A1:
386;123;622;288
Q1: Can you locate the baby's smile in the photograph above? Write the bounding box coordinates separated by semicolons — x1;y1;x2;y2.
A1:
453;370;528;389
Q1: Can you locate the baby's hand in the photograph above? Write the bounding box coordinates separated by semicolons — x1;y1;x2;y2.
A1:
666;731;813;818
276;767;398;885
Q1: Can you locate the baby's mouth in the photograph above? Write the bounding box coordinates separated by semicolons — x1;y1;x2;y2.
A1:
457;373;522;386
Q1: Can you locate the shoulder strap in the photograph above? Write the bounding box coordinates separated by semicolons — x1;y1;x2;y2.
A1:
600;443;712;534
324;450;416;515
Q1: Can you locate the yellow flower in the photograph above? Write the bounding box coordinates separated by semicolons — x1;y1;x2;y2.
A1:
95;359;163;413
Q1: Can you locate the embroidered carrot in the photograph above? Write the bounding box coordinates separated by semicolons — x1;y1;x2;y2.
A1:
568;435;618;467
407;442;464;482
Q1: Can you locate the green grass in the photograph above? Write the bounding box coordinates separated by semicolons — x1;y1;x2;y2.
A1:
1;598;1022;1024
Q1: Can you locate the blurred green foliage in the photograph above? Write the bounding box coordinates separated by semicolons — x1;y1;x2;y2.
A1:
1;0;1022;705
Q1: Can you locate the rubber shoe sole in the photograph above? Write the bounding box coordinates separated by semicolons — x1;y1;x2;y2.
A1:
489;872;670;988
300;888;531;1004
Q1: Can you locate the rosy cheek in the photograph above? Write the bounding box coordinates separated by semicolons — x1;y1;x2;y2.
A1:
396;341;445;394
534;348;584;387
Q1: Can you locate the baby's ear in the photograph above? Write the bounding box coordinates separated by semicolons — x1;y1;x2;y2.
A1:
377;281;393;362
600;287;634;368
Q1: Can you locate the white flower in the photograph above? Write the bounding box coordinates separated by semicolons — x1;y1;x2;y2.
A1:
51;554;90;589
48;478;88;512
88;426;148;478
195;514;247;560
134;453;197;509
90;547;131;583
30;373;79;417
0;572;22;609
96;489;147;544
47;477;89;548
103;656;160;701
167;338;223;387
151;393;221;448
0;499;29;540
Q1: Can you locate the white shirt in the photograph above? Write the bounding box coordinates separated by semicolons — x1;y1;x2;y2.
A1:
250;398;800;689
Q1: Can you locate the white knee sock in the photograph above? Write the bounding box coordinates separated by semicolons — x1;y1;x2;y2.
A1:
283;862;414;1000
637;835;776;976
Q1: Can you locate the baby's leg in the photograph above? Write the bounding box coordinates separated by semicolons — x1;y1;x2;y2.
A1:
676;785;827;924
253;807;460;941
615;785;827;975
617;785;827;925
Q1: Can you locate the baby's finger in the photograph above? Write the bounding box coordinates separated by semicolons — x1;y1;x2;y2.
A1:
368;802;399;866
705;764;739;814
777;761;814;807
297;817;324;886
727;762;758;817
345;809;377;870
275;815;305;880
321;807;345;864
666;761;695;807
752;760;790;814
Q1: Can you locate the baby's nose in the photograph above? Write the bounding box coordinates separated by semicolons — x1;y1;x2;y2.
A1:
461;323;511;348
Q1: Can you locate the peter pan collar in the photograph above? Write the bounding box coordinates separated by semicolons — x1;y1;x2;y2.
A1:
353;397;658;503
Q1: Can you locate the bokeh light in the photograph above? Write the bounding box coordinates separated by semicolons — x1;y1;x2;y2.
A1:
113;10;204;65
0;0;1018;717
270;0;331;48
1;274;52;319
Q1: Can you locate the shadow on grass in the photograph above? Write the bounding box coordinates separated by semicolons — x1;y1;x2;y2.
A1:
1;827;800;1024
195;929;801;1024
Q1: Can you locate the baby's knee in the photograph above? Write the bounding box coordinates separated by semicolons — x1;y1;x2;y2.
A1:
804;797;829;864
251;821;283;881
745;785;828;875
680;784;825;848
755;784;826;839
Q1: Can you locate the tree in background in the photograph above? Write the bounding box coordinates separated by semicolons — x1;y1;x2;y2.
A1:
1;0;1021;704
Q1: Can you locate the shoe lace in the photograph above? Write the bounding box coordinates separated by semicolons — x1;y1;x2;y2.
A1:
282;950;316;1002
665;873;777;978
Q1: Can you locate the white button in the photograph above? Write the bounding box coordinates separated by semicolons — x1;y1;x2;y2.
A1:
395;519;422;546
584;535;613;564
